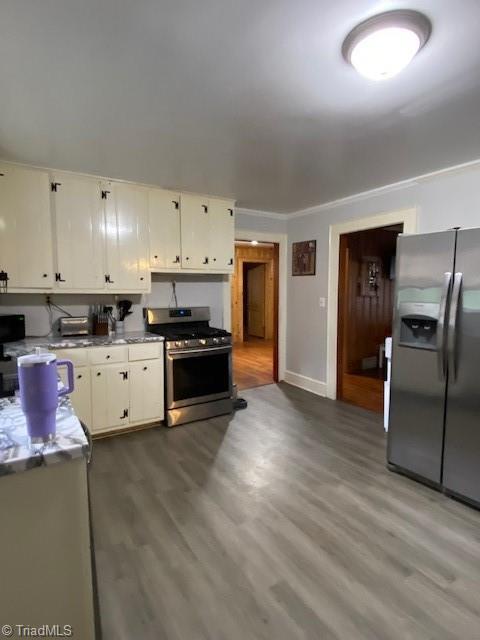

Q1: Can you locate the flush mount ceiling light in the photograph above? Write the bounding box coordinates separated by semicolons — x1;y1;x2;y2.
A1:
342;10;431;81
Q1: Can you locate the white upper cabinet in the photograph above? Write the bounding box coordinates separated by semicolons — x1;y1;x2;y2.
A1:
208;198;235;271
51;173;105;289
180;193;210;269
103;181;150;291
148;188;181;269
0;164;53;289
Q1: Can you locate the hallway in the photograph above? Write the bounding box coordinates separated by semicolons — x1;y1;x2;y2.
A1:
233;338;274;390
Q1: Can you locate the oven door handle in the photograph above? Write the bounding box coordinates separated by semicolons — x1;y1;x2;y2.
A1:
168;346;232;356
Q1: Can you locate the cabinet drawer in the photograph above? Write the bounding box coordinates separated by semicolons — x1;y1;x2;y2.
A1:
53;348;88;368
128;342;162;361
87;346;128;365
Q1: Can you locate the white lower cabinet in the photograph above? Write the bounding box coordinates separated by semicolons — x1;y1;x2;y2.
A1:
55;345;164;436
129;359;164;423
91;364;130;433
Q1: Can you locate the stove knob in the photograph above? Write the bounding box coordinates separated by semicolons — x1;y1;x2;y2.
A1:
213;338;219;344
175;341;183;348
199;339;207;346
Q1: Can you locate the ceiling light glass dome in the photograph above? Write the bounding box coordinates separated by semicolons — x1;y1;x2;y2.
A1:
343;10;431;81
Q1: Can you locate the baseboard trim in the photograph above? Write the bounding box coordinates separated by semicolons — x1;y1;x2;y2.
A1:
284;370;327;397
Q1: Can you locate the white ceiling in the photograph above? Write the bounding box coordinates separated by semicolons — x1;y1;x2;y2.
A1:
1;0;480;213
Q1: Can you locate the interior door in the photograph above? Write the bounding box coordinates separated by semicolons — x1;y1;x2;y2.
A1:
0;164;53;288
387;231;456;484
148;188;181;269
247;264;266;338
52;173;104;289
209;199;234;271
180;194;210;269
443;228;480;504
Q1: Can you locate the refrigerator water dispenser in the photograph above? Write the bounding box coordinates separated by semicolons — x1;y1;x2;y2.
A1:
399;314;438;349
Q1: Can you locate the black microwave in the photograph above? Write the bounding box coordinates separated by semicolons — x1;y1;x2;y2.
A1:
0;314;25;343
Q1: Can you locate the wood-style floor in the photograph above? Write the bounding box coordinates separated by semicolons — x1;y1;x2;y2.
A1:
90;383;480;640
233;337;274;390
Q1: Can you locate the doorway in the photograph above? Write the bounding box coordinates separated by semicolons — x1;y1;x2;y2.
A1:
337;224;403;412
231;242;279;390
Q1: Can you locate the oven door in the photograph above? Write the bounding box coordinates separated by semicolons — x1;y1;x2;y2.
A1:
166;346;232;409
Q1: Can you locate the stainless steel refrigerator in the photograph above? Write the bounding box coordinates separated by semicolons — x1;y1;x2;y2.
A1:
387;227;480;508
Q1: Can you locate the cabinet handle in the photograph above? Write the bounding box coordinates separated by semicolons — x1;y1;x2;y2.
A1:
120;409;128;419
55;272;66;283
202;204;208;213
51;182;62;192
0;270;9;294
77;374;82;379
154;255;158;259
96;372;101;377
140;277;144;281
143;366;148;371
101;190;110;199
185;256;190;261
43;273;48;278
228;208;234;216
173;255;180;263
212;258;216;262
228;258;233;265
105;274;115;284
172;200;179;210
202;257;209;265
119;370;128;380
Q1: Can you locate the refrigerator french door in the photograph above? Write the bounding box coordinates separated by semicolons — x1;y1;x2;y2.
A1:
443;228;480;505
388;230;455;485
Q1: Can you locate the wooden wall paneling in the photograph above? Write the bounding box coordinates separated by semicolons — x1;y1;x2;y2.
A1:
231;244;275;344
337;226;400;413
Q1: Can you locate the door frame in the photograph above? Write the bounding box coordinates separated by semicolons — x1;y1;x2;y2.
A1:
224;230;287;381
326;208;417;400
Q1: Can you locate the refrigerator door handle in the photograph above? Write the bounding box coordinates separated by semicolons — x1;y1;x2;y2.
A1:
447;272;463;382
437;271;452;380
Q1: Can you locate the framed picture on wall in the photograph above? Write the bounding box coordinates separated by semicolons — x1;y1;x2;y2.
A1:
292;240;316;276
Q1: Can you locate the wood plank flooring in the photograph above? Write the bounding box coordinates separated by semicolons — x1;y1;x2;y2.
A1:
233;338;274;389
89;383;480;640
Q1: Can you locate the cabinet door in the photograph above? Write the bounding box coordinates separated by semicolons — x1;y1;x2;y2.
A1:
0;164;53;288
59;366;92;428
104;182;149;291
129;359;164;423
180;194;210;269
51;173;104;289
209;199;235;271
91;364;130;433
149;189;181;269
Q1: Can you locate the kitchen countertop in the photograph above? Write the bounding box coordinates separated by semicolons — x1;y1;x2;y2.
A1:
0;394;89;476
5;330;164;357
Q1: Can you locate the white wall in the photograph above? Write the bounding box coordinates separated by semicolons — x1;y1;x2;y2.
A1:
287;161;480;386
236;208;287;234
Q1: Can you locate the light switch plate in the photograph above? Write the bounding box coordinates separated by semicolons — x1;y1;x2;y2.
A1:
319;297;326;308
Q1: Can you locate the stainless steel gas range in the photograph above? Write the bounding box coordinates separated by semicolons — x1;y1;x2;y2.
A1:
145;307;233;427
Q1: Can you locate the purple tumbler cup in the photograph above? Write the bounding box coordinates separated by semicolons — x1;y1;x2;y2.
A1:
18;351;75;443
